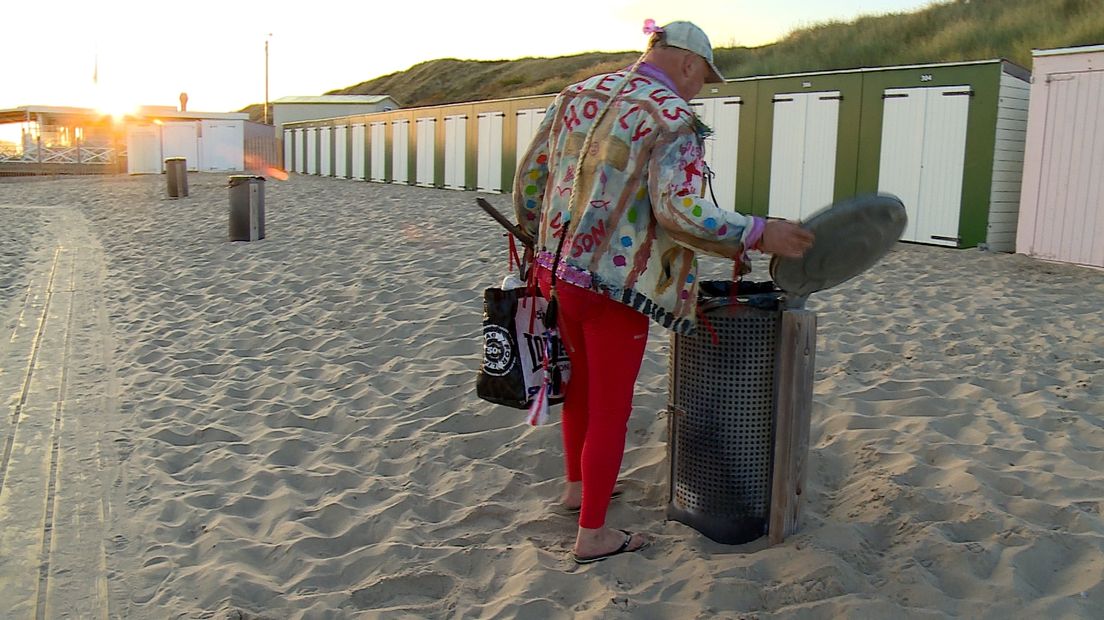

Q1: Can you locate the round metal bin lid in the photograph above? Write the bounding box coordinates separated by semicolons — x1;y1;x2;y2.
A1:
770;193;907;297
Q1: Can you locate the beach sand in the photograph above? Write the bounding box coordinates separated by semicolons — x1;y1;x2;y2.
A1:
0;173;1101;618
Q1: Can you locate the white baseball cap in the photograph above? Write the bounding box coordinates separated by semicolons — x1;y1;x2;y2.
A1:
659;21;725;83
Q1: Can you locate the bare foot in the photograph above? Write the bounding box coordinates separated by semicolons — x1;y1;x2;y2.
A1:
560;480;583;510
560;481;623;511
573;526;649;562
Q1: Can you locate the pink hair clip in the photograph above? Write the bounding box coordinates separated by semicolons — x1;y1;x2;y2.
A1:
643;19;664;35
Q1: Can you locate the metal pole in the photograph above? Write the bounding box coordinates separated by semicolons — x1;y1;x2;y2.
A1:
263;35;270;125
36;113;43;175
114;126;122;175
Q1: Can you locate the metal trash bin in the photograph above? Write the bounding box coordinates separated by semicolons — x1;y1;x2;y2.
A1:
668;282;813;545
165;157;188;198
228;175;265;242
666;193;908;546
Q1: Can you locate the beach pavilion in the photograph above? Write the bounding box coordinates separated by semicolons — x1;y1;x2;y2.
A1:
0;105;278;176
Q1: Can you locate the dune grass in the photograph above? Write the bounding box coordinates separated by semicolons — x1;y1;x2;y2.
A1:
242;0;1102;119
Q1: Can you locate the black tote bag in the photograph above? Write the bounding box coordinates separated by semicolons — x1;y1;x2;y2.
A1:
477;286;569;409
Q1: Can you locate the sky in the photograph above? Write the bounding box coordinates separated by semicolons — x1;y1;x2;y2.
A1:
1;0;940;115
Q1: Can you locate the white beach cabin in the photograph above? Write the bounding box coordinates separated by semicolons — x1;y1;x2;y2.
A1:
125;110;249;174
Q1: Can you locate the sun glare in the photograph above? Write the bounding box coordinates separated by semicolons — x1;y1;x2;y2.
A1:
94;93;139;121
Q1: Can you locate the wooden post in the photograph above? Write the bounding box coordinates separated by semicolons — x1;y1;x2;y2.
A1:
112;128;122;175
36;120;43;176
768;309;816;545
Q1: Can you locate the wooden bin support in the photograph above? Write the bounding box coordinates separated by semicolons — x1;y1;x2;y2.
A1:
768;309;816;544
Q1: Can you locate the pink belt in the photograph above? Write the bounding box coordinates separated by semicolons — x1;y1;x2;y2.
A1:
536;251;594;289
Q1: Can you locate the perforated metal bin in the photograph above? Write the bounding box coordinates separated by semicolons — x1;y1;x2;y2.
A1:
668;280;815;545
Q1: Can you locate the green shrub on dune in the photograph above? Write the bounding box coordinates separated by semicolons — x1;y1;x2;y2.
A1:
241;0;1103;120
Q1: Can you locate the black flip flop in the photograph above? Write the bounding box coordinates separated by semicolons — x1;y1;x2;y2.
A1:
563;487;624;514
572;530;649;564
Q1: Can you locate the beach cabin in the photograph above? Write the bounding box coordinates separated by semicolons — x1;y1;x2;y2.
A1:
515;106;547;167
391;116;411;184
350;123;366;180
476;110;505;192
415;116;436;187
689;83;754;213
306;127;318;174
370;121;387;182
753;72;861;224
292;128;304;174
0;105;131;175
319;126;333;176
282;94;556;194
0;105;257;176
280;59;1030;251
674;60;1033;250
335;125;348;178
691;60;1030;250
1016;45;1104;268
443;113;467;190
857;61;1031;250
119;111;252;174
271;95;397;137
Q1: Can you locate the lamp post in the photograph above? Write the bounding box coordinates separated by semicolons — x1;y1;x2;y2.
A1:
264;33;272;125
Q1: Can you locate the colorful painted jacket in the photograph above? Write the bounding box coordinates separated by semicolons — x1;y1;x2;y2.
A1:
513;68;764;334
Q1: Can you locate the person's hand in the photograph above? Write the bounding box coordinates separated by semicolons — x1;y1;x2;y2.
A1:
759;219;815;258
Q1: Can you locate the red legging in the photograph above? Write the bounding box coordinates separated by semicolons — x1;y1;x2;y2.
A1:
537;266;649;529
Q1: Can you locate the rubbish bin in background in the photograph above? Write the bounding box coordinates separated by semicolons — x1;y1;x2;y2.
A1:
228;175;265;242
666;194;907;546
165;157;188;198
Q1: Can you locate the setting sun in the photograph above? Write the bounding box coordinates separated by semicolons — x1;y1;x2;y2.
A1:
94;91;139;121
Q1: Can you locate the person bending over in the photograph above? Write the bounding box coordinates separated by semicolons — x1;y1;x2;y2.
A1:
514;20;814;563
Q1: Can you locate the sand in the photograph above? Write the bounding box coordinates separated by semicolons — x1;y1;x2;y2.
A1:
0;173;1101;619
